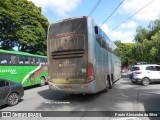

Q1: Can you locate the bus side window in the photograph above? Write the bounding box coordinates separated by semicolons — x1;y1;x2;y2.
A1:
95;26;98;34
10;55;18;64
28;57;32;64
41;58;47;65
24;56;29;64
45;58;47;65
18;56;24;64
32;58;36;64
0;53;9;64
35;58;41;65
38;58;41;64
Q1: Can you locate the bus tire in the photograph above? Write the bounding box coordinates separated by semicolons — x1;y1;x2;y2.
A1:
109;79;113;89
7;93;19;106
103;80;109;93
40;77;46;86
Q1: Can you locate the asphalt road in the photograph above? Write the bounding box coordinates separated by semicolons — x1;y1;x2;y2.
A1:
1;76;160;120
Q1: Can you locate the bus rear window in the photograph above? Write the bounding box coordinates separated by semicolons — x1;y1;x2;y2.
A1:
48;18;88;52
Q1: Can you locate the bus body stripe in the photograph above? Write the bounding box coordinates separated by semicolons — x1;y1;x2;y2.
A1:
21;64;41;84
33;66;47;78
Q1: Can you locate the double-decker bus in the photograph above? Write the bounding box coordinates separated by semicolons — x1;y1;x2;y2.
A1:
47;16;121;94
0;49;48;87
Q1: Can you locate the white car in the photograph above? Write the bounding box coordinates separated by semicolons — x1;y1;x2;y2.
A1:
131;64;160;86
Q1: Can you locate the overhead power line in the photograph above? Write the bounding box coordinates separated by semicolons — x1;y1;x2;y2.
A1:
88;0;102;16
101;0;125;27
109;0;155;33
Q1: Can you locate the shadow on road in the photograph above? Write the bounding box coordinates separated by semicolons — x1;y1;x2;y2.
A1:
37;89;104;110
36;79;132;112
35;78;160;119
0;99;24;110
0;104;8;109
24;84;48;90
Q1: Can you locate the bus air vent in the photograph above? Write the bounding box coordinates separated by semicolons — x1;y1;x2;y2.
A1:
51;49;84;59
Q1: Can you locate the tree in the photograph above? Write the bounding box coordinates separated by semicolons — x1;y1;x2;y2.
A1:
114;40;134;67
135;26;149;43
130;19;160;64
0;0;49;55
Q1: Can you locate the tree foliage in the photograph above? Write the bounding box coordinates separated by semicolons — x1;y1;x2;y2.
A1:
0;0;49;55
115;19;160;67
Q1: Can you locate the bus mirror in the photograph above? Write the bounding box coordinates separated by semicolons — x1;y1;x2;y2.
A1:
95;26;98;34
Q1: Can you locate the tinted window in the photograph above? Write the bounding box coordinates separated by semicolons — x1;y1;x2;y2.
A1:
10;55;18;64
36;58;41;65
95;26;98;34
18;55;25;64
41;58;47;65
155;66;160;71
32;57;36;64
146;66;155;71
5;81;9;86
0;80;9;87
48;18;87;52
132;67;140;71
24;56;30;64
0;53;9;64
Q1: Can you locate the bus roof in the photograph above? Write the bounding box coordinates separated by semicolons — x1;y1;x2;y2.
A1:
0;49;47;58
50;16;88;25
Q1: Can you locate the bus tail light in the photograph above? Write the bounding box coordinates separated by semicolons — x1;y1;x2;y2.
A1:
85;63;94;83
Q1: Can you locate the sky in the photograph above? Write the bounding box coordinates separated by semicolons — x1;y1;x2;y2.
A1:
28;0;160;43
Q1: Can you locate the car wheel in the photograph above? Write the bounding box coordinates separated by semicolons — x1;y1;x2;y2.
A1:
7;93;19;106
142;78;150;86
131;80;137;84
40;77;46;86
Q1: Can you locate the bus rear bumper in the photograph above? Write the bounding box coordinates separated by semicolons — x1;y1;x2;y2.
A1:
48;80;97;94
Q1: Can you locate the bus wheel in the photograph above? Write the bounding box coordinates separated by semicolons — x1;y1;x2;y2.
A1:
40;77;46;86
103;80;109;93
109;79;113;89
7;93;19;106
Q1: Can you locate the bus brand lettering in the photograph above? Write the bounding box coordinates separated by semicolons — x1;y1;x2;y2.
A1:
0;69;17;74
63;60;71;64
59;60;75;67
53;73;83;76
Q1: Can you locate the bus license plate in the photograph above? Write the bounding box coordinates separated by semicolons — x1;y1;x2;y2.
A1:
63;86;72;90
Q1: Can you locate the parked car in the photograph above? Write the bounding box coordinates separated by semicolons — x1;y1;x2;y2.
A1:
131;64;160;86
136;62;147;65
0;79;24;106
127;67;133;79
122;67;129;73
